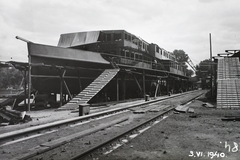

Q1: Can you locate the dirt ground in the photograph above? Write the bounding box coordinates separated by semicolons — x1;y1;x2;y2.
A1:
2;92;240;160
99;95;240;160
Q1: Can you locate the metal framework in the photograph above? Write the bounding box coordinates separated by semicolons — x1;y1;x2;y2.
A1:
186;56;196;72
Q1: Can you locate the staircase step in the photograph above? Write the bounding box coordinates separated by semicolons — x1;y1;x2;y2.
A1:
70;99;80;102
83;94;96;98
64;69;119;107
89;88;103;91
75;95;83;98
69;100;80;103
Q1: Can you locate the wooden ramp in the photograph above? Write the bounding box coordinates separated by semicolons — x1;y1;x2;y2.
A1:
58;69;119;110
217;57;240;108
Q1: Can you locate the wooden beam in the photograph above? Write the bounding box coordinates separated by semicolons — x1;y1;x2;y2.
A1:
116;75;119;101
154;79;161;98
31;74;100;80
24;70;27;110
59;70;66;107
60;79;63;107
143;70;146;96
78;76;82;92
27;58;31;111
63;80;73;100
122;74;127;100
132;73;142;94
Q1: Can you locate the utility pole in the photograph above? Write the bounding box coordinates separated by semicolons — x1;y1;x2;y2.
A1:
209;33;213;98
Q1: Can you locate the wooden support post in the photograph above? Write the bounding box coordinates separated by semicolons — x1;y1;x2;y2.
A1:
143;70;146;97
24;70;27;110
60;79;63;107
167;76;169;95
172;79;175;94
160;79;162;96
63;80;73;100
54;93;57;103
132;73;142;94
59;69;73;105
159;80;161;96
27;57;31;111
162;79;165;94
185;80;187;91
154;82;159;98
59;70;66;107
104;88;108;102
122;74;126;100
209;33;213;98
116;74;119;101
78;76;82;92
154;79;161;98
179;79;182;92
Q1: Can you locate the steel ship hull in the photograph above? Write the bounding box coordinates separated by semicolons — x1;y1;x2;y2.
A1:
28;43;112;94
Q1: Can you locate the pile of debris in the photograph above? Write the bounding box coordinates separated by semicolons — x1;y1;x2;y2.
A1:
0;106;32;126
174;104;195;113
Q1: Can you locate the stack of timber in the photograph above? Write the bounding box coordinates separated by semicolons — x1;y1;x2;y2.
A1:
217;57;240;108
0;106;32;125
59;69;119;110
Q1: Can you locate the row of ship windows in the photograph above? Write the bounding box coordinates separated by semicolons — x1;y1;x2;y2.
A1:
107;48;183;71
121;50;184;71
102;33;148;50
124;33;148;50
120;50;152;62
156;47;176;61
170;61;184;71
102;33;176;62
119;47;175;62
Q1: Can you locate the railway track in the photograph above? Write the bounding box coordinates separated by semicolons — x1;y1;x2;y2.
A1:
71;90;206;160
71;106;174;160
0;90;207;160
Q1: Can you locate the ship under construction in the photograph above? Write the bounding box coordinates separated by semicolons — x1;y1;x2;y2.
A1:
2;30;195;110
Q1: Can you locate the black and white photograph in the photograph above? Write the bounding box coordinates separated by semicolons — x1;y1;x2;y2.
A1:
0;0;240;159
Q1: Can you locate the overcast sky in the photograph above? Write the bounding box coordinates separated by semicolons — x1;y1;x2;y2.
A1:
0;0;240;66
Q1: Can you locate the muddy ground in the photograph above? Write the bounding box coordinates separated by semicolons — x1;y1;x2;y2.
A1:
98;95;240;160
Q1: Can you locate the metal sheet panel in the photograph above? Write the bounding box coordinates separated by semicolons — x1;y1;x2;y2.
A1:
28;43;110;64
57;33;75;48
58;31;100;47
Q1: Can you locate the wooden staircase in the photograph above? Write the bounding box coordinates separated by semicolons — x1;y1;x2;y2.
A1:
217;58;240;80
217;57;240;108
60;69;119;110
217;79;240;108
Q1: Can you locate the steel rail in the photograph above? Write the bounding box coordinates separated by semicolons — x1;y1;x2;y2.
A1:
71;107;174;160
70;91;206;160
0;90;203;141
7;90;206;160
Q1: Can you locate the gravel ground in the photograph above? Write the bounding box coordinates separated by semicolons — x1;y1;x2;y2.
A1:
98;95;240;160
